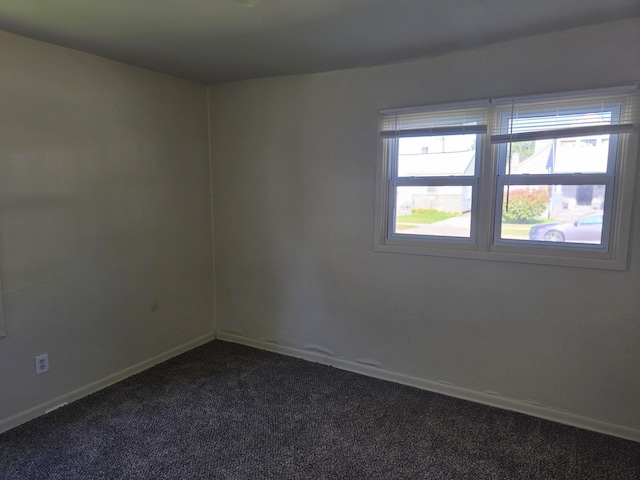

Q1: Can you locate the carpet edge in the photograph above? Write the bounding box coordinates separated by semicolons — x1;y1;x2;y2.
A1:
0;332;216;434
216;331;640;443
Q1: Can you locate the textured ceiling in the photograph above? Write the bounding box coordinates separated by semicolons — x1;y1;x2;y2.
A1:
1;0;639;84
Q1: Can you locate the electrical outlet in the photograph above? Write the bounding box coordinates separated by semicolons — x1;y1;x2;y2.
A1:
35;354;49;375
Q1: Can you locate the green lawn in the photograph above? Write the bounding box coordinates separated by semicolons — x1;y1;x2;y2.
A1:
396;210;457;225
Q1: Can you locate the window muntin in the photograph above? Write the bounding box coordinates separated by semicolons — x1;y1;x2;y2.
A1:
376;87;638;269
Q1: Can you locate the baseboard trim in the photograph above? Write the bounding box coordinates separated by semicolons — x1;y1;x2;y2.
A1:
217;332;640;443
0;332;216;434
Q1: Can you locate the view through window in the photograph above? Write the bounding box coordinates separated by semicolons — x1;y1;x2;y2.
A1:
394;134;476;238
377;86;638;268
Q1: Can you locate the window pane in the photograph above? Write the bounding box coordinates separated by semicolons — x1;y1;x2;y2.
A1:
398;134;476;177
504;135;610;175
498;185;606;245
395;186;472;237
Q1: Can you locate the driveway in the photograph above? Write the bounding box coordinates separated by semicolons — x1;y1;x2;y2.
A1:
401;212;471;237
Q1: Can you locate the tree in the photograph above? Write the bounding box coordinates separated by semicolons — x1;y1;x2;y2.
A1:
511;141;535;162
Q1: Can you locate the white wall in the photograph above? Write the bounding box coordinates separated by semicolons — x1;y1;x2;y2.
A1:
0;31;215;430
209;19;640;439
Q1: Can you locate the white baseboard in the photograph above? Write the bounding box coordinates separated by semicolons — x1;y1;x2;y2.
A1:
217;332;640;443
0;332;216;434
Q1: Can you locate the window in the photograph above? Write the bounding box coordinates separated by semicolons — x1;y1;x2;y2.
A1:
378;102;488;249
375;86;639;269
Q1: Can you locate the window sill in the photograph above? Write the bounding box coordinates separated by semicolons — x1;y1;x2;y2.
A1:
374;239;627;270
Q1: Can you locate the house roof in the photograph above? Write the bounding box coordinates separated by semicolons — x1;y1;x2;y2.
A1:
511;140;609;175
399;151;475;177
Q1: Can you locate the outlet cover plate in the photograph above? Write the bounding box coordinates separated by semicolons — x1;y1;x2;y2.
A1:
35;354;49;375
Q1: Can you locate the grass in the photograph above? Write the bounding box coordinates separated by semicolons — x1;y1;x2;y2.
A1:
396;209;458;225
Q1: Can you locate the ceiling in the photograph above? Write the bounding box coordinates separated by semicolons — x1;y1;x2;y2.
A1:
1;0;639;85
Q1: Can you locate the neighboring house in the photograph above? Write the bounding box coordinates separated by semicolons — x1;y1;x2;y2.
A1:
396;134;608;218
510;136;608;216
397;150;475;214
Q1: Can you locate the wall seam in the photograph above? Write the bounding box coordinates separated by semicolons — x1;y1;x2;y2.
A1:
206;86;218;337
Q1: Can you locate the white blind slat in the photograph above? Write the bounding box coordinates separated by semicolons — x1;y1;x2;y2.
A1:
380;125;487;138
489;90;639;144
380;86;639;144
490;123;635;144
380;104;488;134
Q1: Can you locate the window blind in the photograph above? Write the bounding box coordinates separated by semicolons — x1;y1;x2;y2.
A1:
489;86;639;144
380;101;488;138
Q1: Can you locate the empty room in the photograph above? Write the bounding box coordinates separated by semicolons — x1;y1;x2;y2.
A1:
1;1;639;478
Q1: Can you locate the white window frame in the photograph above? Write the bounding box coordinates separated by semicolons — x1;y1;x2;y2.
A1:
374;85;639;270
385;130;484;250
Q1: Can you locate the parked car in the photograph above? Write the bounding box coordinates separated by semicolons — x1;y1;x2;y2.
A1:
528;213;603;243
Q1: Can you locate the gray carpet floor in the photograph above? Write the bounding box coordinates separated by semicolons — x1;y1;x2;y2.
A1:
1;340;638;479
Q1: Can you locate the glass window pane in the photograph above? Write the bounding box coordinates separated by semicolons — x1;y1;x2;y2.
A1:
504;135;610;175
395;186;472;238
498;185;606;245
398;134;476;177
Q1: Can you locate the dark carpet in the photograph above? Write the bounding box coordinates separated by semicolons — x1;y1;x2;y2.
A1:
1;341;638;479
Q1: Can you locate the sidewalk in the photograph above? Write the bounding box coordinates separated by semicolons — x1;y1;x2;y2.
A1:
401;212;471;237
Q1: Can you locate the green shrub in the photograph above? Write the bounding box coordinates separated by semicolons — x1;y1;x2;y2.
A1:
502;188;549;223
